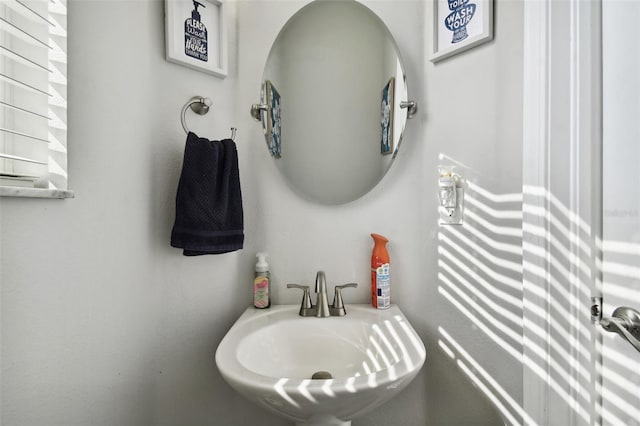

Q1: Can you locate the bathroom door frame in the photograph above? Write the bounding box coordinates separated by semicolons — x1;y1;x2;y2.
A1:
522;0;603;425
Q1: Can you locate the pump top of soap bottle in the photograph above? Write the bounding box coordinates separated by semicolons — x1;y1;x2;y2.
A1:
256;253;269;272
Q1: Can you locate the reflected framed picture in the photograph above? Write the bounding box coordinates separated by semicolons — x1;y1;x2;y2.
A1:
165;0;228;78
265;80;282;158
430;0;493;63
381;77;395;155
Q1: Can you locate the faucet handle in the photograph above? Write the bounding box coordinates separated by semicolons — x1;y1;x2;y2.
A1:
331;283;358;316
287;284;314;316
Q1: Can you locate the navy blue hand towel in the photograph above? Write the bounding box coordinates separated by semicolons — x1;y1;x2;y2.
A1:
171;132;244;255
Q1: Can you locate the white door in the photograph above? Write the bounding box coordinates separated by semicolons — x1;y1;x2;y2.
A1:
522;1;640;425
600;0;640;424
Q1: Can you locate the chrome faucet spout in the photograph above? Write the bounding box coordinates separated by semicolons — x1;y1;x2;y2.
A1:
315;271;331;318
288;271;357;317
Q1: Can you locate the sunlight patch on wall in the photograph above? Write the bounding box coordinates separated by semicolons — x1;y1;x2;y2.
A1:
438;327;534;426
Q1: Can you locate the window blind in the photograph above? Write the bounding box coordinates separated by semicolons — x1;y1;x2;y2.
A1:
0;0;68;192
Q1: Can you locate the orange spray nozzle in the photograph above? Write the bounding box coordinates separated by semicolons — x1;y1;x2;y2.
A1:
371;233;389;263
371;233;389;244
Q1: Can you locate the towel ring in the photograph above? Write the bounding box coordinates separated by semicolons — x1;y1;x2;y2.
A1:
181;97;211;134
181;96;237;141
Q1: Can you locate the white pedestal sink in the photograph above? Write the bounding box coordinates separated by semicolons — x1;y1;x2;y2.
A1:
215;304;426;426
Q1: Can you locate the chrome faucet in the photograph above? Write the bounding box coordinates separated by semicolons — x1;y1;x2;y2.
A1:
287;271;357;317
314;271;331;317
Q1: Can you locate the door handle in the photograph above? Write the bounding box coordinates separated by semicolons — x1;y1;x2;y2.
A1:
599;307;640;353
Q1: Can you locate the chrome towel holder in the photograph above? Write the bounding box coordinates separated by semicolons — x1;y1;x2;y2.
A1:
181;96;237;141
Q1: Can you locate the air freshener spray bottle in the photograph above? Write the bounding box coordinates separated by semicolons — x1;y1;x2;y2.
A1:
371;234;390;309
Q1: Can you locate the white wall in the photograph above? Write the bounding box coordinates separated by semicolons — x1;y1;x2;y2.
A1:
0;1;523;425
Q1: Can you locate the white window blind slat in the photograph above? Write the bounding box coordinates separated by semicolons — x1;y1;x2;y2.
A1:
0;146;48;183
0;80;50;116
1;74;51;99
1;96;50;134
0;41;51;72
0;16;51;49
0;100;50;120
1;125;49;143
0;90;50;133
0;124;49;160
0;151;47;165
17;0;50;20
1;2;50;45
0;0;68;193
0;48;51;94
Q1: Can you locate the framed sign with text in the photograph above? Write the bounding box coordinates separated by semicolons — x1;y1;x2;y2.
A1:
380;78;395;155
265;80;282;158
430;0;493;63
165;0;228;78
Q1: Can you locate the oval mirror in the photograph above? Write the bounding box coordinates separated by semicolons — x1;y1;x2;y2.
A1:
253;0;416;205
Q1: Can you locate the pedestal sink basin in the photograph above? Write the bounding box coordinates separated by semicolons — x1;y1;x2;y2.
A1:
215;304;426;426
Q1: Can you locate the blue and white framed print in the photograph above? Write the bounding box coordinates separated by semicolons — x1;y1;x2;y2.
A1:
430;0;493;63
165;0;228;78
266;80;282;158
381;78;395;155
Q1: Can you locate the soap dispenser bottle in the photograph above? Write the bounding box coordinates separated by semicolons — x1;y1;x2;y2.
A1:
370;234;390;309
254;253;271;309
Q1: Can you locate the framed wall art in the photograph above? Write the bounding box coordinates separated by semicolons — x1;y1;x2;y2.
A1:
265;80;282;158
381;77;395;155
430;0;493;63
165;0;228;78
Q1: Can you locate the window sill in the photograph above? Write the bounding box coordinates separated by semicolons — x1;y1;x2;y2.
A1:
0;186;74;199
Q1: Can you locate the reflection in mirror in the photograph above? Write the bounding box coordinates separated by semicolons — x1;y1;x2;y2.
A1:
256;0;415;205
